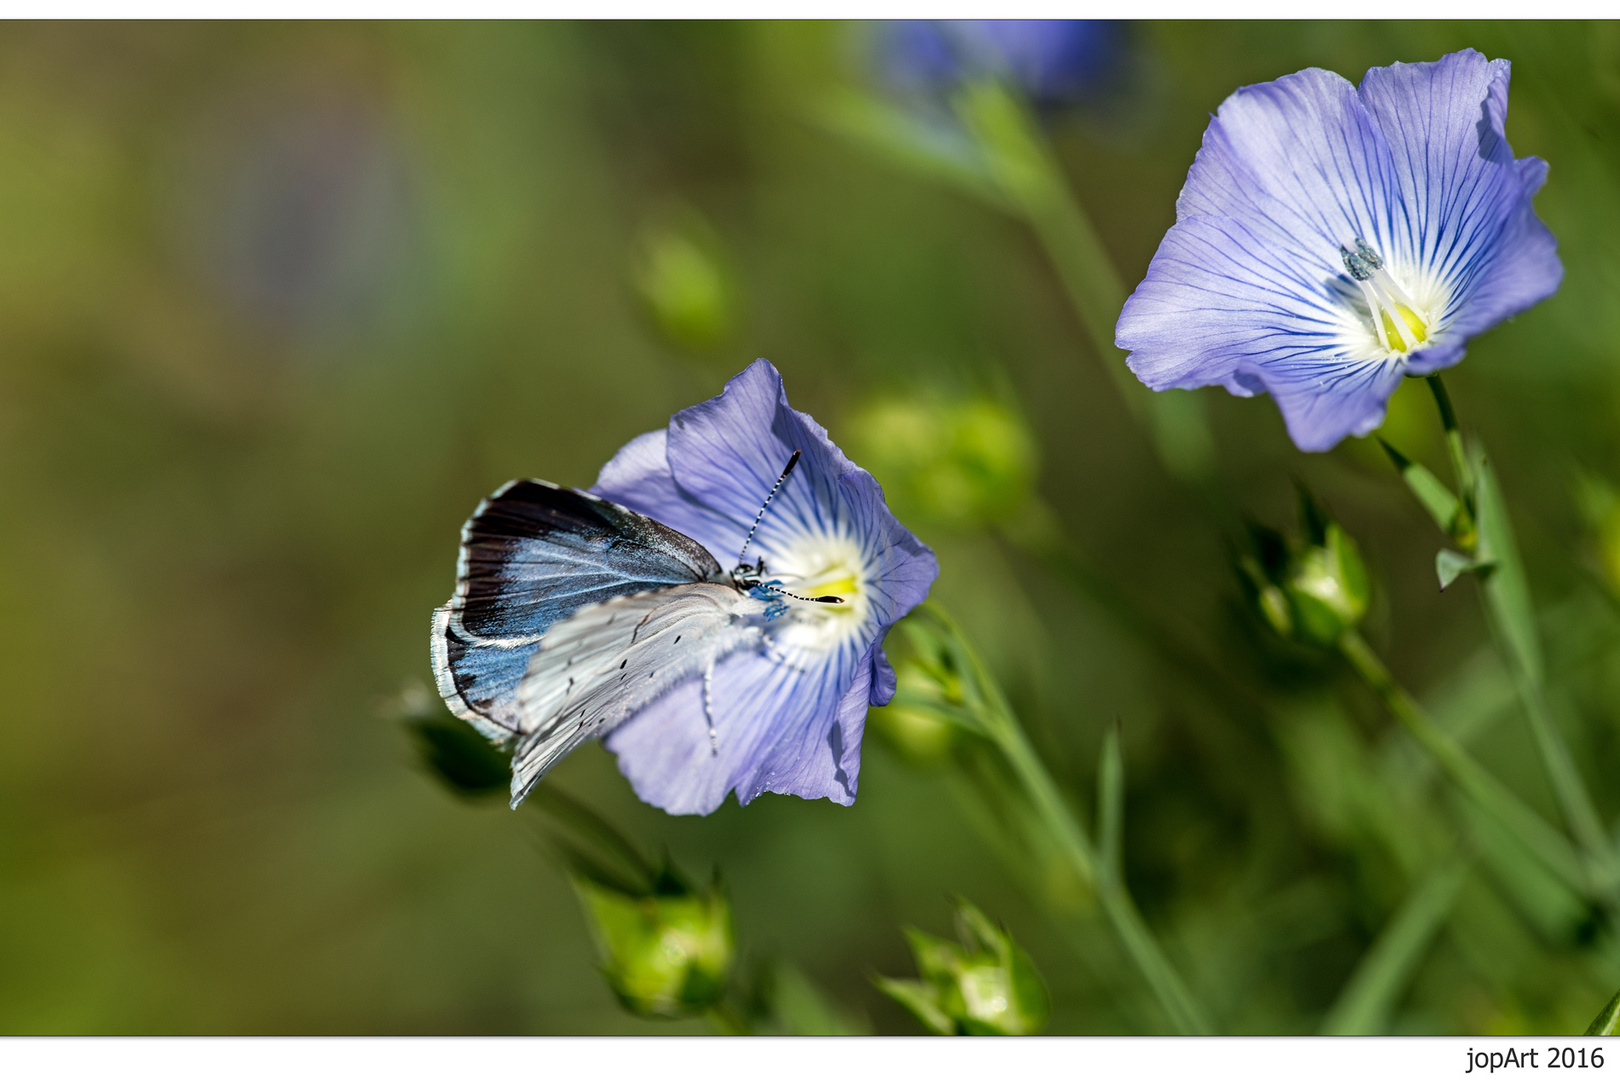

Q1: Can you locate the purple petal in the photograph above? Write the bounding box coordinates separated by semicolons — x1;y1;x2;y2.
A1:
591;359;936;814
1118;212;1357;395
1254;357;1409;452
591;428;739;568
1117;50;1562;452
662;359;849;566
604;640;872;815
1355;51;1561;348
869;645;898;706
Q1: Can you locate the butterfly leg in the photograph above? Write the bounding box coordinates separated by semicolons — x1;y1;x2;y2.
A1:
703;657;718;756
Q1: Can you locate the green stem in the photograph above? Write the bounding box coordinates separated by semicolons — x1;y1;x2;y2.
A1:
926;605;1213;1035
956;81;1213;484
1495;641;1617;889
992;710;1212;1036
1337;630;1590;898
1425;376;1472;510
955;84;1127;395
1425;376;1618;896
1319;854;1468;1035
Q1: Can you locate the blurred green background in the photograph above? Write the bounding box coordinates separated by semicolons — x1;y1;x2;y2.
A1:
3;20;1620;1035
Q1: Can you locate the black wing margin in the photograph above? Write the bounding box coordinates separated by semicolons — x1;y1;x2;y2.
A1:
430;480;723;740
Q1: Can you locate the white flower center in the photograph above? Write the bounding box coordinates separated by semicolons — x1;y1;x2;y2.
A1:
1338;238;1444;360
756;527;872;657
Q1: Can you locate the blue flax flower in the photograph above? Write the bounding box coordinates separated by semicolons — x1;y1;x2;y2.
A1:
879;20;1127;109
1115;49;1562;451
589;360;938;815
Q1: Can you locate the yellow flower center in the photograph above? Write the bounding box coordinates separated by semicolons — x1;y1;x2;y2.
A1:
1341;237;1433;356
762;530;872;656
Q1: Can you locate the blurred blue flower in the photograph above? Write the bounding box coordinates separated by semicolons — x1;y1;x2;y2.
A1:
878;20;1128;108
591;360;938;815
180;87;415;344
1115;49;1562;451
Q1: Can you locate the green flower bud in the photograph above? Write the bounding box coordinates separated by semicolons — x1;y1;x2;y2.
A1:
630;211;735;352
575;873;735;1019
1239;488;1371;648
870;651;971;762
875;898;1049;1036
871;615;990;763
849;394;1037;529
1285;522;1370;646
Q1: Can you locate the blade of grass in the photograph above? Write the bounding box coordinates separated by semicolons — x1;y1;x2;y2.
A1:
1585;989;1620;1036
1337;630;1589;899
1320;855;1469;1035
1475;454;1615;886
1379;438;1463;537
1415;376;1617;900
953;80;1213;483
1096;720;1123;880
922;604;1214;1035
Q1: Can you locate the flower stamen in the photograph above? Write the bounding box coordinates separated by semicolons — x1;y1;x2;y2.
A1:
1341;238;1430;355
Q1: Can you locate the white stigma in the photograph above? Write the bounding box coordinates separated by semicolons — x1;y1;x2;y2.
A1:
1340;237;1433;356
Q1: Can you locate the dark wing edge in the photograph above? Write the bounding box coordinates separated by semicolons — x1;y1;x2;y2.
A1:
429;479;542;743
430;478;725;746
430;603;520;743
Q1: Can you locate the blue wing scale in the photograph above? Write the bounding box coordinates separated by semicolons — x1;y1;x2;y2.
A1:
431;479;724;741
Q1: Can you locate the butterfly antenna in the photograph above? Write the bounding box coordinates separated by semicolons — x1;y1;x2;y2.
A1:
761;584;843;605
735;449;801;566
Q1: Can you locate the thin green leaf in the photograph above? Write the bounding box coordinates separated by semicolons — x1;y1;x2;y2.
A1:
1381;439;1461;536
1585;989;1620;1036
903;926;962;984
951;898;1005;957
951;81;1213;481
1436;549;1495;591
1476;454;1615;881
815;90;1008;210
1320;857;1468;1035
1096;721;1123;880
872;976;954;1036
1475;454;1543;684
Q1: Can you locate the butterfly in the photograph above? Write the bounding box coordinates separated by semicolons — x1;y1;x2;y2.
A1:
430;451;844;807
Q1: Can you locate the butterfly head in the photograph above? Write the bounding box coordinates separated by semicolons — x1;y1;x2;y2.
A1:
731;554;846;607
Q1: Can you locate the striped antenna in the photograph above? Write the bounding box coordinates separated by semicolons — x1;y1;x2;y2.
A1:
761;584;843;605
735;450;801;567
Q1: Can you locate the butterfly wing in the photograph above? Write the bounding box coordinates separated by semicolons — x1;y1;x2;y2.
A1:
509;582;764;805
431;480;725;741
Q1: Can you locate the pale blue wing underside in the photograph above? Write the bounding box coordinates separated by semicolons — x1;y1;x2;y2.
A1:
509;583;764;806
431;479;724;741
